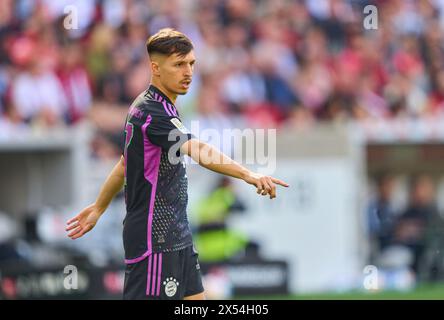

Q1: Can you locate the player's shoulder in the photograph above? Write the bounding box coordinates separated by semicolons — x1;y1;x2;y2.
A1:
135;89;180;119
124;91;147;125
126;90;161;122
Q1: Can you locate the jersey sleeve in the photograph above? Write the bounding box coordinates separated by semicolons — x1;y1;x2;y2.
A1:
145;114;195;152
121;115;130;156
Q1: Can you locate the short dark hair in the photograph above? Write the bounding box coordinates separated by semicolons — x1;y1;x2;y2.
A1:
146;28;193;57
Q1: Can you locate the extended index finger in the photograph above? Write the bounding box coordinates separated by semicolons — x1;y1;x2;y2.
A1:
271;177;289;187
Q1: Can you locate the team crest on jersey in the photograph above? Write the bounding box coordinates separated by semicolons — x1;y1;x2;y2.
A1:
163;277;179;297
170;118;190;134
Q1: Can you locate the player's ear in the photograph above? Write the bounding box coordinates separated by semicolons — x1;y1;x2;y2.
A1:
150;53;166;77
151;60;160;77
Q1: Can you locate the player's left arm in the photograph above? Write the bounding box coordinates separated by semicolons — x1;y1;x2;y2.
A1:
180;139;289;199
65;156;125;239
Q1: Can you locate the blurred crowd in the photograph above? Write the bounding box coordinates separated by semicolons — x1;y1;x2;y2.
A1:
367;173;444;284
2;0;444;155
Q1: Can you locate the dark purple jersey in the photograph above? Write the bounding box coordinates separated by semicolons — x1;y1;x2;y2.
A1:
122;85;194;263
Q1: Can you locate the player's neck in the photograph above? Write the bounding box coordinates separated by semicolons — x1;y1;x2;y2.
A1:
151;80;177;104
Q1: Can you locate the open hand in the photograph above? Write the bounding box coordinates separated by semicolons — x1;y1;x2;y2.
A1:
65;204;102;239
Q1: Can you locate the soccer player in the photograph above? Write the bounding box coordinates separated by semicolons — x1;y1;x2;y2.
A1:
65;28;289;300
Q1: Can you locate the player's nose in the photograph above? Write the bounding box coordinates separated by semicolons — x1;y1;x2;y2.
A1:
184;65;192;77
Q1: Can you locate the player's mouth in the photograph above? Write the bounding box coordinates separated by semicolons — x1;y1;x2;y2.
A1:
180;79;192;89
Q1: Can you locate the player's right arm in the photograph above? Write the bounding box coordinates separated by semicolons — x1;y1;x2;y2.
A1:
180;139;289;199
65;155;125;239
